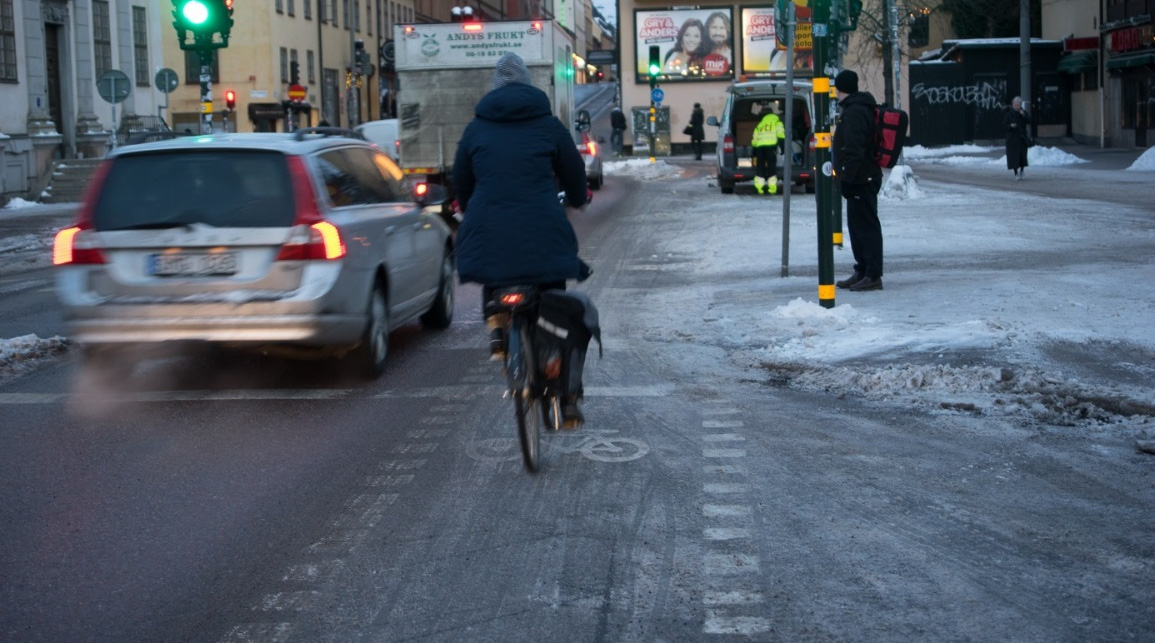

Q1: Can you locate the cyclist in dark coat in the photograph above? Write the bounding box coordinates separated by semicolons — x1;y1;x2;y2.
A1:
831;69;885;292
453;52;590;425
453;52;588;289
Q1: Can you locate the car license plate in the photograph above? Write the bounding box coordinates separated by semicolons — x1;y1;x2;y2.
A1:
149;252;238;276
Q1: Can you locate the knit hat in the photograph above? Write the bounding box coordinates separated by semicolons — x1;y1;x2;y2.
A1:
493;53;532;89
834;69;858;94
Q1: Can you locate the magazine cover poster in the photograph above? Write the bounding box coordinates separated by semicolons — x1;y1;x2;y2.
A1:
741;5;814;76
635;8;735;82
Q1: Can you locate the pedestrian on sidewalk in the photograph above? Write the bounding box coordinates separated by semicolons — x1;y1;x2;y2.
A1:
832;69;885;292
1004;96;1031;180
689;103;705;160
610;107;627;157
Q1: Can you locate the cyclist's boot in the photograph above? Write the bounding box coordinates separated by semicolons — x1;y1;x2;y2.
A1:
562;395;584;430
485;311;509;361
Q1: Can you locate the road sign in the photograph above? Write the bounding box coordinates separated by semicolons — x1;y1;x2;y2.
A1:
155;68;179;94
651;88;665;104
287;84;307;102
96;70;131;104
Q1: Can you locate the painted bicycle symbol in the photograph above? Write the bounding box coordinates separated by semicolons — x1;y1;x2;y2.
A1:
467;430;649;464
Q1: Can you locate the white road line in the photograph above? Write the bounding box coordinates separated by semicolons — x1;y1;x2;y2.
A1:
704;465;746;475
703;590;764;605
701;407;742;415
703;612;772;635
703;552;761;575
704;527;752;541
704;483;751;494
703;449;746;458
217;622;294;643
702;419;745;428
702;504;752;518
702;433;745;442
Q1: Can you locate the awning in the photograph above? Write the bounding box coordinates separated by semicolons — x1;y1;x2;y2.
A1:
1107;51;1155;69
1058;50;1098;74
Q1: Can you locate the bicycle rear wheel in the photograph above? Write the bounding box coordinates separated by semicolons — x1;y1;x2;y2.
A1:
514;390;542;473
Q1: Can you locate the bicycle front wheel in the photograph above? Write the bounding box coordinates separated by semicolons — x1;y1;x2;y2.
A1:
515;390;542;473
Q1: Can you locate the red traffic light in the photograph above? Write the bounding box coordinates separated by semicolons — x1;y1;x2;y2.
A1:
224;89;236;109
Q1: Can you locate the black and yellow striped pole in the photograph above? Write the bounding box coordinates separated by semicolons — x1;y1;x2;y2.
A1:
812;0;835;308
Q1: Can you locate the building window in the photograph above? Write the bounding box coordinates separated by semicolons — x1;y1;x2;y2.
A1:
343;0;349;29
0;0;18;81
304;0;311;20
183;49;219;84
290;49;299;83
307;49;316;83
332;0;340;25
288;0;295;16
280;47;288;82
276;0;283;13
93;0;113;78
132;6;149;86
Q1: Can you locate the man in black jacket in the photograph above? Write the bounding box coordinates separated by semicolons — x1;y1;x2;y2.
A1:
832;69;885;292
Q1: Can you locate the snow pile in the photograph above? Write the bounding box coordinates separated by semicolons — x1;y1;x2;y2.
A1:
0;334;71;382
880;165;923;200
605;158;685;180
1004;145;1090;167
2;197;40;210
902;144;998;160
1126;147;1155;171
910;144;1089;167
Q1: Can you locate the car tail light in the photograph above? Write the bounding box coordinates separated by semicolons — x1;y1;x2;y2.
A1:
809;134;816;152
722;134;734;154
53;160;114;266
585;140;597;156
276;156;347;261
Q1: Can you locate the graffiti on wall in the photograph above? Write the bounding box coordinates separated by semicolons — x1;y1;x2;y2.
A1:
911;82;1008;111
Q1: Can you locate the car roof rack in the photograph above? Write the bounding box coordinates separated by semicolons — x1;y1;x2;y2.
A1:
293;126;367;142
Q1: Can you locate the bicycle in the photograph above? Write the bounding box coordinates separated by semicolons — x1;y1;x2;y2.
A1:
491;285;568;473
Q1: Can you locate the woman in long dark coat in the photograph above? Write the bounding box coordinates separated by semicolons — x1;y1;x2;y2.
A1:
1004;96;1031;180
689;103;706;160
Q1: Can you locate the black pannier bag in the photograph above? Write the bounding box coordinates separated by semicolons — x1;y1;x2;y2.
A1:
535;290;602;399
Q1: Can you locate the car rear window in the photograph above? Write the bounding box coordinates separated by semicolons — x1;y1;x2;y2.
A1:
93;150;296;231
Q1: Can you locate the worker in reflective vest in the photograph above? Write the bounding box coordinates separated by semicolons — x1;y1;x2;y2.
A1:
751;102;786;195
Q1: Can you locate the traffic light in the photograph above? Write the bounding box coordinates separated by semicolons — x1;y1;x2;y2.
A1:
224;89;236;110
171;0;234;49
290;60;300;85
846;0;863;31
647;45;660;89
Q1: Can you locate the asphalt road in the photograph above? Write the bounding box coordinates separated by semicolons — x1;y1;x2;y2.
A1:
1;139;1152;641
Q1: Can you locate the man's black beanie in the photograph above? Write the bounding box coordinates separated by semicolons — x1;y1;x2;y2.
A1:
834;69;858;94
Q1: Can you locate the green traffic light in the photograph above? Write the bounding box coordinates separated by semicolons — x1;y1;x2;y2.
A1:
648;63;660;76
181;0;210;25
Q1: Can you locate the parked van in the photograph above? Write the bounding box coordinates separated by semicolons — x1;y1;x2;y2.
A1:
355;119;400;162
707;80;816;194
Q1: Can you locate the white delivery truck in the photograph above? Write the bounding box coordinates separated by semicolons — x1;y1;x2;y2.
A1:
393;19;577;214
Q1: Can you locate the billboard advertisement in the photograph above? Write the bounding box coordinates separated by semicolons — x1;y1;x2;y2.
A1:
634;8;735;82
740;5;813;77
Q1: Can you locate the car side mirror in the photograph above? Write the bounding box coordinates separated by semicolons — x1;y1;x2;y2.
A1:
706;116;720;127
575;108;592;133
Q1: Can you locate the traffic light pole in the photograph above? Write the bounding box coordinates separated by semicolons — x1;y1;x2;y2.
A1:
812;0;835;309
197;46;214;135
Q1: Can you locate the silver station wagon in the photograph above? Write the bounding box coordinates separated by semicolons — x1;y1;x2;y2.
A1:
53;128;455;378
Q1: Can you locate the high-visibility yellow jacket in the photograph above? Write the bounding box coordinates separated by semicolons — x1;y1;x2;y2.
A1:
752;113;785;147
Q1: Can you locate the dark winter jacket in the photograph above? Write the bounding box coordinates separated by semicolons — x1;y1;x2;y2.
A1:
611;108;627;132
832;91;883;186
453;83;588;287
688;106;705;141
1004;108;1031;170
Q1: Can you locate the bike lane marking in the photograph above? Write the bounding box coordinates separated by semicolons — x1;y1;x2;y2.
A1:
700;401;772;636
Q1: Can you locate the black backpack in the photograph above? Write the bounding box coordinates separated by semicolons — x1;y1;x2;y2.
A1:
535;290;602;398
